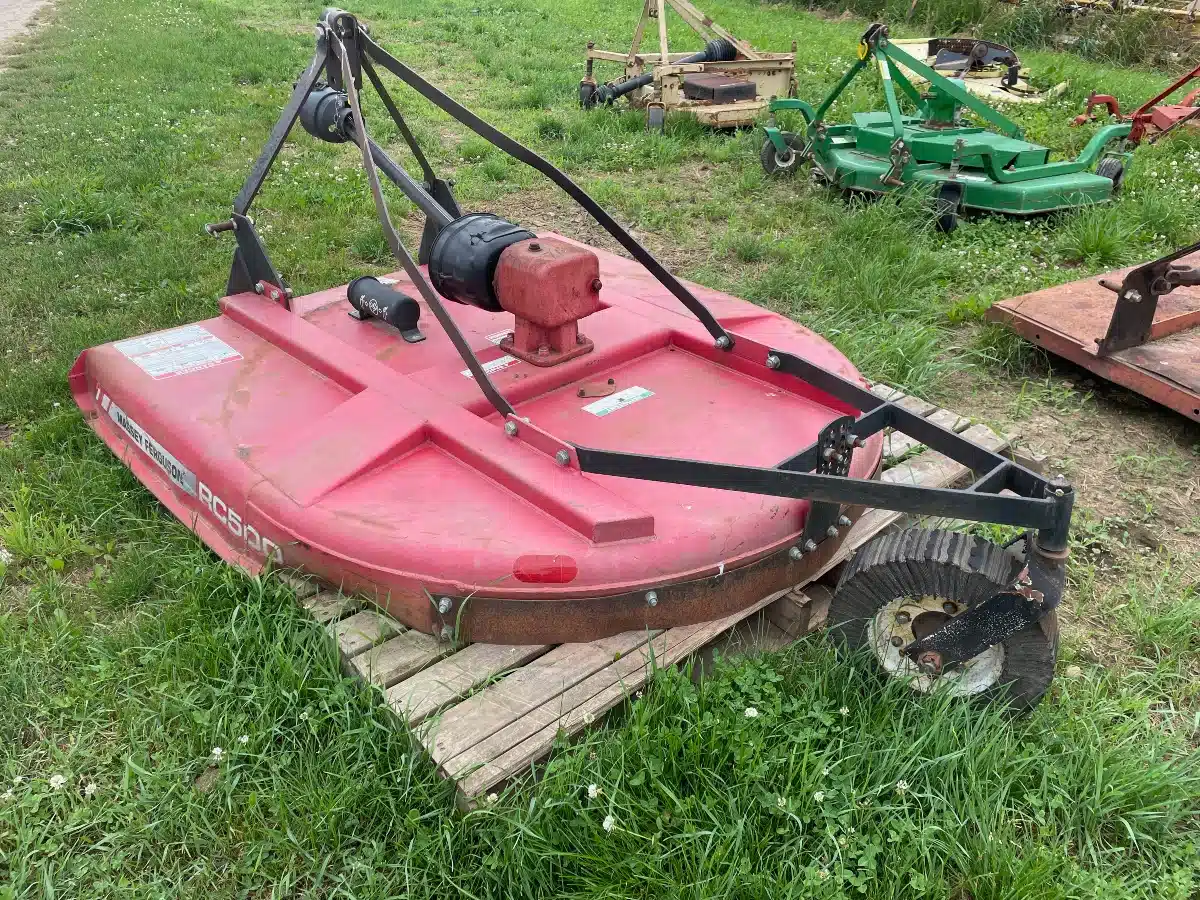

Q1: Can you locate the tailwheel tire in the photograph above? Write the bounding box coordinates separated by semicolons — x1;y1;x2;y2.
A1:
934;182;963;233
760;132;804;176
646;105;665;132
828;529;1059;710
1096;157;1125;195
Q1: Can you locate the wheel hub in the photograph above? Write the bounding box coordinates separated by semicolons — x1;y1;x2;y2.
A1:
868;595;1004;695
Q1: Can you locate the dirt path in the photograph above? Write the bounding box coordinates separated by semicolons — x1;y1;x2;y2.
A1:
0;0;50;45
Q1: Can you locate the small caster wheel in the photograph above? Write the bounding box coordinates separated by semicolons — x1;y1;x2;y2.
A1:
579;80;596;109
1097;157;1125;195
760;132;804;176
827;529;1059;710
646;105;665;132
935;181;963;233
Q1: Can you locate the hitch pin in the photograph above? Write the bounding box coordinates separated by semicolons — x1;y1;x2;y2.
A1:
204;219;237;237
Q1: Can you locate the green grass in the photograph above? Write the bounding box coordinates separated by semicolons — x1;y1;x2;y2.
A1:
1;0;1199;896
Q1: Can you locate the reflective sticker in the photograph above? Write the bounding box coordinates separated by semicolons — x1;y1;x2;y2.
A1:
582;386;654;416
114;324;242;380
105;397;197;496
461;355;518;378
485;329;512;345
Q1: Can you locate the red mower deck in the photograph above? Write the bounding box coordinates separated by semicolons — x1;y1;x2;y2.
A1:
70;241;882;643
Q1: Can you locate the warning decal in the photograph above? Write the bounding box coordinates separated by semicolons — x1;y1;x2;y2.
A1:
582;386;654;417
103;394;198;496
115;324;242;380
461;355;518;378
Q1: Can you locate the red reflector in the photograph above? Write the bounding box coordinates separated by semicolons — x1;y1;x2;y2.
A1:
513;554;578;584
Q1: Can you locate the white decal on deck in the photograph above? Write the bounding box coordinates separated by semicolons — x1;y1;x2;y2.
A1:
582;386;654;417
105;398;198;496
485;329;511;345
115;324;242;380
461;355;518;378
98;386;282;564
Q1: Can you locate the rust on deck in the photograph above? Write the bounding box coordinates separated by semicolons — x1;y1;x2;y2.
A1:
988;252;1200;424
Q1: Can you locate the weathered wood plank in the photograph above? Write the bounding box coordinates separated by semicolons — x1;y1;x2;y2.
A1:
330;610;399;659
425;631;653;767
303;591;362;625
351;630;450;689
386;643;553;726
766;584;833;639
454;587;790;804
868;383;937;417
281;573;320;600
926;407;971;433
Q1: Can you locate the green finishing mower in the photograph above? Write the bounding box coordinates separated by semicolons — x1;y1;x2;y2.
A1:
761;24;1132;231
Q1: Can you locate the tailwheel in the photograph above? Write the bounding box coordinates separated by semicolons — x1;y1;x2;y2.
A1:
760;132;805;176
828;529;1059;709
1096;157;1125;195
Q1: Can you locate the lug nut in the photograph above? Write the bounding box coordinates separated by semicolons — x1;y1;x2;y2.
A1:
715;335;732;350
826;526;840;539
437;596;453;615
890;635;904;648
591;278;603;291
766;354;781;369
788;546;803;560
837;515;852;527
504;421;519;437
803;539;818;553
645;590;658;607
555;449;570;466
529;241;542;251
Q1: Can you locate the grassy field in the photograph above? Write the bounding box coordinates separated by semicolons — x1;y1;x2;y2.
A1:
1;0;1198;896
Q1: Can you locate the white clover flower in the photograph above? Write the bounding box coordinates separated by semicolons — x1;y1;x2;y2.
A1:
818;868;829;880
1;789;13;803
776;795;786;809
300;711;310;721
237;735;249;745
587;784;601;799
210;747;224;762
581;711;595;726
486;792;498;805
744;707;758;718
49;774;66;790
83;782;98;798
602;814;615;832
839;707;849;716
895;779;909;795
13;775;24;785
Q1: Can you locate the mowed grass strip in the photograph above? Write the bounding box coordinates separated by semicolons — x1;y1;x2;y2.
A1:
0;0;1198;896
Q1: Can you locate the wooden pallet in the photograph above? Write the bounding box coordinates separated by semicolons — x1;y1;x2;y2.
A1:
289;385;1031;807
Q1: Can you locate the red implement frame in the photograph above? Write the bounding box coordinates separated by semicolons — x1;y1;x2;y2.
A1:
1073;62;1200;145
987;246;1200;423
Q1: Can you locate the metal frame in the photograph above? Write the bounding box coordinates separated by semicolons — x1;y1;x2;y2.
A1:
209;9;1075;668
1096;239;1200;354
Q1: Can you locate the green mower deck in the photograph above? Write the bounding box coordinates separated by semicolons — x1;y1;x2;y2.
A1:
762;25;1131;227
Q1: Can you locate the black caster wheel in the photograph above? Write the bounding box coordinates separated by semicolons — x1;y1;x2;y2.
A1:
935;181;964;233
646;105;665;132
760;132;805;176
827;529;1059;710
1097;157;1125;195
